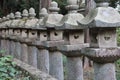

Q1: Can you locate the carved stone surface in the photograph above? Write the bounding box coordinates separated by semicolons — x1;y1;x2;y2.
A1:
90;28;117;48
21;30;28;38
67;57;83;80
37;49;49;73
28;30;37;39
49;51;63;80
78;7;120;27
11;12;21;28
24;8;38;29
18;9;28;28
21;43;28;63
28;46;37;68
56;13;84;30
0;17;7;28
81;48;120;63
41;1;63;28
58;43;89;57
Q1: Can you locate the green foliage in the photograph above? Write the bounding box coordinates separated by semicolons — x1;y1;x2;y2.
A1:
0;54;30;80
0;55;17;80
116;59;120;80
116;28;120;80
117;28;120;46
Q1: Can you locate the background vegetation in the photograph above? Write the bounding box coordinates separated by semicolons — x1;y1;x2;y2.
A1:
0;0;119;17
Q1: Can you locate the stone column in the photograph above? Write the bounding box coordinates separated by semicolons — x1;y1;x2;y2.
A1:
14;29;21;59
21;42;28;63
94;63;116;80
67;57;83;80
5;29;10;55
8;29;15;56
1;29;6;53
37;47;49;73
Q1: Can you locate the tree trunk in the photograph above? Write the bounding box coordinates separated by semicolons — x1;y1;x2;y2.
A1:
39;0;51;11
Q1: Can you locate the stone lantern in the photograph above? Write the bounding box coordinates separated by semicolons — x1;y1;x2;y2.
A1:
19;9;29;63
41;1;64;80
56;0;89;80
32;8;49;73
23;7;38;68
78;0;120;80
4;14;11;55
1;14;14;55
6;13;15;56
10;12;22;59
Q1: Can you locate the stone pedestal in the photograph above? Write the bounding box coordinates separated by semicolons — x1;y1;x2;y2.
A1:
67;57;83;80
37;48;49;73
28;44;37;68
49;50;63;80
1;29;7;54
94;63;116;80
5;29;10;55
10;40;15;57
14;29;21;59
14;41;21;59
21;42;28;63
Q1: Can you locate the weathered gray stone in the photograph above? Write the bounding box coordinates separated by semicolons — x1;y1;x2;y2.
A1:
28;46;37;68
67;57;83;80
28;30;37;39
94;63;116;80
0;17;7;28
79;2;120;80
42;1;64;80
10;41;15;57
49;51;63;80
37;49;49;73
11;11;21;28
24;8;38;29
18;9;29;28
41;1;63;28
89;28;117;48
81;48;120;63
21;43;28;63
14;42;21;59
78;7;120;27
14;58;57;80
56;0;88;80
